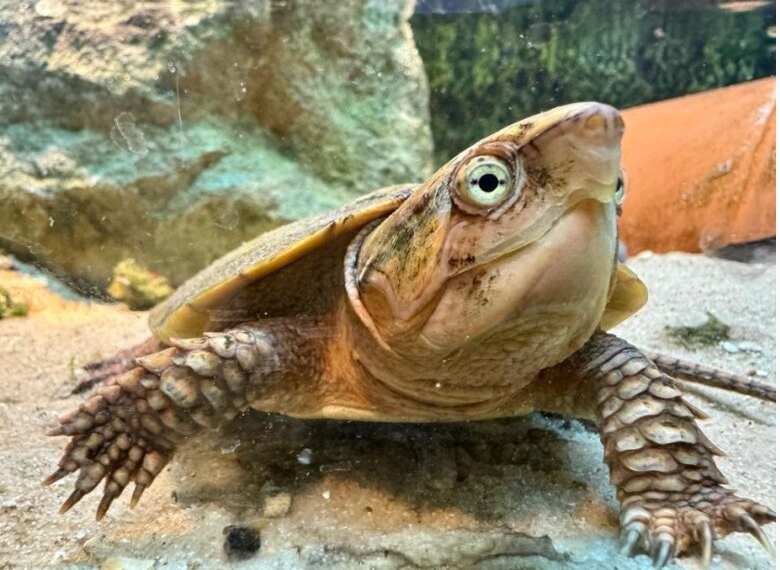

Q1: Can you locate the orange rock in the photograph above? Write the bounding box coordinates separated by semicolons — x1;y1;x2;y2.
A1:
619;78;776;255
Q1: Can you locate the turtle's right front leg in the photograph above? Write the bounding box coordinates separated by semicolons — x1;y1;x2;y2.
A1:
548;332;776;567
45;322;298;520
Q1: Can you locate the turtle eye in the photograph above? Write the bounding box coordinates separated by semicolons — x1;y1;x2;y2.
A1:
615;172;626;205
457;156;514;209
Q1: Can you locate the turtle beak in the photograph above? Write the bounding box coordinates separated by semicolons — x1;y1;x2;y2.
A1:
533;102;624;204
356;180;452;333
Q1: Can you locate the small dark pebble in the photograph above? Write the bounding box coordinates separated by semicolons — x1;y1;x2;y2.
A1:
223;525;261;560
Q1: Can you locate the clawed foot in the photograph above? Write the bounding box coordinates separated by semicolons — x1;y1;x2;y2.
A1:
620;486;775;567
44;370;174;519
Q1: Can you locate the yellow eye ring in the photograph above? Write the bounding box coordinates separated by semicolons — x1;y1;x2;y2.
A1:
456;156;514;209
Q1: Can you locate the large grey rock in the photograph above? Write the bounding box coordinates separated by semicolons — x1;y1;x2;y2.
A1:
0;0;432;288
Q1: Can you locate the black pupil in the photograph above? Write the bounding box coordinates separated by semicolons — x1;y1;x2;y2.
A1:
478;173;500;192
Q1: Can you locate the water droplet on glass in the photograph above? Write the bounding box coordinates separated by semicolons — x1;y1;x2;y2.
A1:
214;208;240;231
110;112;149;156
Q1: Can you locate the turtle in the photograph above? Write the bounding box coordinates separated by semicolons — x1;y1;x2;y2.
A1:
46;102;776;568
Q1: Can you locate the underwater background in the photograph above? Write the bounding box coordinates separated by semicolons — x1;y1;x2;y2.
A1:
413;0;776;161
0;1;775;569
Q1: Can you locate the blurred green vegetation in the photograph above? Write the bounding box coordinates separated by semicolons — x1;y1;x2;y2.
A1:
411;0;776;162
665;313;730;348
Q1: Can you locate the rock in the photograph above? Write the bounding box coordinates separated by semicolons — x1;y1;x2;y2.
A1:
262;492;292;518
737;341;763;353
223;525;261;561
107;258;174;310
296;447;314;465
620;78;776;255
0;0;432;289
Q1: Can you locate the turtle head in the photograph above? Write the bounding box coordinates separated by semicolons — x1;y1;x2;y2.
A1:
350;102;624;356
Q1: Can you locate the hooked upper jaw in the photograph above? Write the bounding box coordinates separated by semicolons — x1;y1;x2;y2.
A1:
522;102;624;202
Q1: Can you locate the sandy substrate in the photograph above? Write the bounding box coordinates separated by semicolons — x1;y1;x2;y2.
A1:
0;252;775;570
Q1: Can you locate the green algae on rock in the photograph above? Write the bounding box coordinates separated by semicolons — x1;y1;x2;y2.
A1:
107;259;174;310
0;286;29;319
665;313;731;349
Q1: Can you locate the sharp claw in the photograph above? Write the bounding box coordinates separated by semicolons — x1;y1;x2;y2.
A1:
621;529;642;557
59;489;86;514
130;483;146;508
96;491;118;521
696;521;713;568
740;514;776;557
42;468;69;486
652;540;673;569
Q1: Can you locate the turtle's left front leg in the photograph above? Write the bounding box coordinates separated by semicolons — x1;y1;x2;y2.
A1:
45;321;308;520
539;331;775;567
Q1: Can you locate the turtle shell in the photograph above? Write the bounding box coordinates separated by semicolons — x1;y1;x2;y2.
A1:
150;182;648;343
149;184;415;342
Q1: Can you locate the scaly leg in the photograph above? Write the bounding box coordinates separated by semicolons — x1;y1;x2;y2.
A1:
45;322;304;520
540;331;775;567
72;336;164;394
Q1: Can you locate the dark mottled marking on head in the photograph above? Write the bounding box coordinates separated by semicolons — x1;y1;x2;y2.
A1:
495;122;534;143
468;269;486;293
411;197;429;216
365;185;449;285
465;268;491;307
448;254;476;271
527;165;554;189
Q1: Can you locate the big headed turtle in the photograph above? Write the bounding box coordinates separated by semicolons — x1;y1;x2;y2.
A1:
46;103;775;567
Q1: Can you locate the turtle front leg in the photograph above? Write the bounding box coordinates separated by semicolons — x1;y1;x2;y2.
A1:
72;336;165;394
45;323;294;520
543;331;775;567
